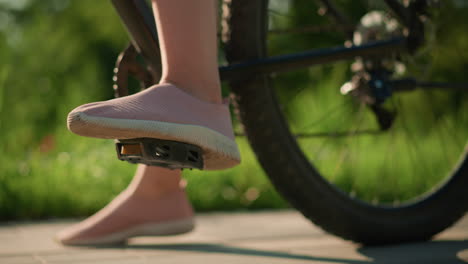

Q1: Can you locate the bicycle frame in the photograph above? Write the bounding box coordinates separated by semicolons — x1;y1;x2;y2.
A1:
110;0;409;82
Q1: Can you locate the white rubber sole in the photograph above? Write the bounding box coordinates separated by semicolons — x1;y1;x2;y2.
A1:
58;218;195;246
68;112;241;170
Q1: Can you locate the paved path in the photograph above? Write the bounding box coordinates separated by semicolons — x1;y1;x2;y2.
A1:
1;210;467;264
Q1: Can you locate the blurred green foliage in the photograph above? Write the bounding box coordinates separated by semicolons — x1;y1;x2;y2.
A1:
0;0;288;220
0;0;467;220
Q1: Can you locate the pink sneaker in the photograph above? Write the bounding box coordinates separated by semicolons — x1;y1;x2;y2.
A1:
67;83;240;170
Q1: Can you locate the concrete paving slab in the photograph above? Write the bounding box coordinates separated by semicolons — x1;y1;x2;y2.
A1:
0;210;467;264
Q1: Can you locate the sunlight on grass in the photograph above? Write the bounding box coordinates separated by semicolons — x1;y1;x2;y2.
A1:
1;0;468;220
1;127;287;220
273;65;468;204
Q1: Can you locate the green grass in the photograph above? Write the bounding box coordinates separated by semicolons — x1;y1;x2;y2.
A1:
1;0;468;220
0;0;289;219
2;59;466;220
272;64;468;204
0;126;288;220
1;65;466;219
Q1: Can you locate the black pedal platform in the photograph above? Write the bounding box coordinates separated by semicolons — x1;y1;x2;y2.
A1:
116;138;204;170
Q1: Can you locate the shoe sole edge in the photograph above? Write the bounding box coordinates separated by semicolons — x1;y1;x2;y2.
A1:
68;112;241;170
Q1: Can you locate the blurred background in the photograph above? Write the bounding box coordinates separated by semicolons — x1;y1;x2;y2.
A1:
0;0;467;220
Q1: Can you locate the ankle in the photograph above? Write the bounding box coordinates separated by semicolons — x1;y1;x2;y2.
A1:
126;183;186;199
159;79;222;104
126;165;184;198
126;187;194;217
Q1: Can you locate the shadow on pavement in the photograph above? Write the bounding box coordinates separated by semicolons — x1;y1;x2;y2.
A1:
95;240;468;263
358;240;468;264
125;243;369;264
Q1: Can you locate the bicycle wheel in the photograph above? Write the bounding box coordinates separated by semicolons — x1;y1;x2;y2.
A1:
223;0;468;245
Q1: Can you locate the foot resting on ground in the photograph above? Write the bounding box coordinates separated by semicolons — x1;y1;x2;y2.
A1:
55;186;194;246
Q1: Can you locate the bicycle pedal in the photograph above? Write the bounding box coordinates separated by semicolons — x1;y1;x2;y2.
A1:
115;138;204;170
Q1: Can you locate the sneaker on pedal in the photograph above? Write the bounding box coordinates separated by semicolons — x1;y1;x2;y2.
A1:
67;83;240;170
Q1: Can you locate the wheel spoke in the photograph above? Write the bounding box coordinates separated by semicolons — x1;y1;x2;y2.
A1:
382;113;398;202
294;101;350;131
397;96;433;189
391;79;468;92
295;129;383;138
422;90;464;170
269;24;355;35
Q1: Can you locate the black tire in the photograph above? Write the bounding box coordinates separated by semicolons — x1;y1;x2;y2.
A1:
223;0;468;245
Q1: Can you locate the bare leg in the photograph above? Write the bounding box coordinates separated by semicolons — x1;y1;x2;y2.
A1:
153;0;221;103
56;165;194;245
67;0;239;170
127;165;184;198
